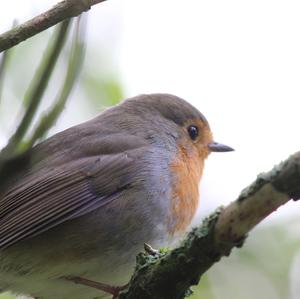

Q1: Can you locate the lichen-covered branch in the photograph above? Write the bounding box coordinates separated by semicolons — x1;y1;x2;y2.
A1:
118;151;300;299
215;152;300;253
0;0;106;53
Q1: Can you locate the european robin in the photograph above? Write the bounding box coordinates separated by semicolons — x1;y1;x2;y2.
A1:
0;94;233;299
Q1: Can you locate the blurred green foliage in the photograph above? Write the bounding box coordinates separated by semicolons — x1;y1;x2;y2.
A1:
0;22;123;150
82;72;123;108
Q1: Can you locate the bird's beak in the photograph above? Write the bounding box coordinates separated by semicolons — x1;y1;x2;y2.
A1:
208;142;234;152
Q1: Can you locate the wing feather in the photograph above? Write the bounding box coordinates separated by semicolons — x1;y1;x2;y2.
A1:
0;146;145;249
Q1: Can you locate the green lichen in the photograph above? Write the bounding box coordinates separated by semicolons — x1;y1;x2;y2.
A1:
159;247;170;254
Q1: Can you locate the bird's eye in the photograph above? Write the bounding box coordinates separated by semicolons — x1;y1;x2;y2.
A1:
187;125;198;140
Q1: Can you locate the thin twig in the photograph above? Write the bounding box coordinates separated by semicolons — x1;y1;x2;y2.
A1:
0;20;17;104
27;16;87;148
1;20;71;157
0;0;107;53
0;50;10;105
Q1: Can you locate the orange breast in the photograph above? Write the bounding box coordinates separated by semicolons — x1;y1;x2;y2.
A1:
168;144;204;235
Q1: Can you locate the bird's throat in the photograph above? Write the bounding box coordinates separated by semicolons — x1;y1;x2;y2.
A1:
168;144;204;235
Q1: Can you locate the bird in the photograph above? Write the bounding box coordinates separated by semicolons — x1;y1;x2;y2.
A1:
0;93;233;299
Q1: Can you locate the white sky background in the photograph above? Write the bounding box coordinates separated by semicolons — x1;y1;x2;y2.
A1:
1;0;300;223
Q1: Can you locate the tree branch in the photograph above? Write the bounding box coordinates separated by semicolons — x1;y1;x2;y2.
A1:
118;151;300;299
0;0;106;53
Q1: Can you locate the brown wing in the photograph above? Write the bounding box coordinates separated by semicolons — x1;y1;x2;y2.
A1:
0;148;144;249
